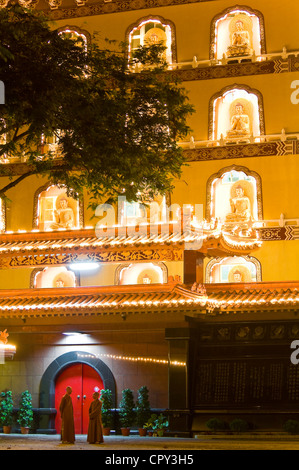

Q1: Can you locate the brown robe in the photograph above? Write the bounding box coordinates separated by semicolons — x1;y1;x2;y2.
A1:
59;393;75;443
87;399;104;444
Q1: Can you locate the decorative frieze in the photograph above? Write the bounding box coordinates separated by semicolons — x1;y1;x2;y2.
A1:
184;139;298;162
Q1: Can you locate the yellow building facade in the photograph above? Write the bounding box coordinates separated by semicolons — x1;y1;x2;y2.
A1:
0;0;299;434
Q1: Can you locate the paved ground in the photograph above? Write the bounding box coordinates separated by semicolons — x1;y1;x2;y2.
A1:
0;433;298;451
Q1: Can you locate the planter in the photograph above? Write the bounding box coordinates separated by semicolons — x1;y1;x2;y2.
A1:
148;431;153;437
3;426;11;434
121;428;130;436
138;428;147;437
103;428;111;436
21;427;30;434
157;429;164;437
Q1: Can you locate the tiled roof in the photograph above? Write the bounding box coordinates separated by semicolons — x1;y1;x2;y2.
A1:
0;225;262;259
0;284;200;318
200;281;299;313
0;281;298;319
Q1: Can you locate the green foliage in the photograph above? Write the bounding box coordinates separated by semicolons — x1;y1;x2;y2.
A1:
100;389;114;429
229;418;249;433
143;413;169;431
0;4;194;205
119;388;135;428
152;413;169;430
136;386;151;428
143;413;157;430
17;390;33;428
206;418;226;432
283;420;299;435
0;391;14;426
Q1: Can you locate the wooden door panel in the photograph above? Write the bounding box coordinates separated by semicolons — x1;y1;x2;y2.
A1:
55;362;104;434
82;364;104;434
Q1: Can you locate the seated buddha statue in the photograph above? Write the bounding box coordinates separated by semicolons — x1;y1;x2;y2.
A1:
55;278;65;287
51;197;75;229
142;274;152;284
227;20;252;58
226;103;250;138
225;185;251;223
232;270;243;282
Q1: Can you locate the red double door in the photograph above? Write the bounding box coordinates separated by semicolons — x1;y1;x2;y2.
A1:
55;363;104;434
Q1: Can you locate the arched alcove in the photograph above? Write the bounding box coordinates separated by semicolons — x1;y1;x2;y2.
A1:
57;25;91;50
126;15;177;65
206;165;263;224
30;266;78;288
33;183;84;230
210;5;266;61
206;255;262;283
115;262;168;285
208;84;265;142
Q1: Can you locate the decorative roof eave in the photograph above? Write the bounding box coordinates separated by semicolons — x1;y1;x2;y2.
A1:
0;225;262;268
177;281;299;316
0;281;299;320
0;283;204;319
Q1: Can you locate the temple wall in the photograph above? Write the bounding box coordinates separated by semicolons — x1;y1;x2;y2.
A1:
0;329;169;410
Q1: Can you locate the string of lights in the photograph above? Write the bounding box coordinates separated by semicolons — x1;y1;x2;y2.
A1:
77;352;186;367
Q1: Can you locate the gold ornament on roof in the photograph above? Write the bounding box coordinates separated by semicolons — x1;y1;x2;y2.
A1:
0;329;9;345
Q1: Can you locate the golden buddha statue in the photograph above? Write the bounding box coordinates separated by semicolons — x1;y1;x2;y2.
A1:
225;185;251;223
232;270;243;282
55;278;65;287
226;102;250;138
51;197;75;229
142;274;152;284
227;19;252;58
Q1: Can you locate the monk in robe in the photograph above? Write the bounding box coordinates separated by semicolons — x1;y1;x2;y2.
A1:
59;386;75;444
87;391;104;444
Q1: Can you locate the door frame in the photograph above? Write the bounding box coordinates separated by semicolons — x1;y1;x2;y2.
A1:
39;351;116;433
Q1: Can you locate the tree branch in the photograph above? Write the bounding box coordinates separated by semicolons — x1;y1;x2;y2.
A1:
0;170;37;197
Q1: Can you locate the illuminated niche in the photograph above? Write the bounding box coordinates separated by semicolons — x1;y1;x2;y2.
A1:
206;167;263;225
34;184;82;231
126;16;175;65
32;267;77;288
210;85;264;142
57;26;90;50
210;6;266;61
39;28;89;157
206;256;261;283
116;262;167;285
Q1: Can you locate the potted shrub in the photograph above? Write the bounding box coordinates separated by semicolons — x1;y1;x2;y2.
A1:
153;413;169;437
100;389;114;436
119;388;135;436
229;418;249;434
143;414;157;436
136;386;151;436
17;390;33;434
206;417;226;433
0;391;14;433
283;420;299;435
